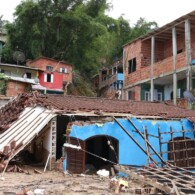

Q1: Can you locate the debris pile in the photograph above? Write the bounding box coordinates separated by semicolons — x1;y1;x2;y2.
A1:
0;92;50;133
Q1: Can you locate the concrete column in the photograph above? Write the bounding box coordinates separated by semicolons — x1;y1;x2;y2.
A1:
150;36;155;101
172;27;177;106
185;19;192;91
122;49;126;100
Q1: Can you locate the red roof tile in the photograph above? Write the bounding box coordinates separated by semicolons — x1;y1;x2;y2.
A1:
1;92;195;132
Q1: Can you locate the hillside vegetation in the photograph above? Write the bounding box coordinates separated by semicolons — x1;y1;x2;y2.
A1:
1;0;158;96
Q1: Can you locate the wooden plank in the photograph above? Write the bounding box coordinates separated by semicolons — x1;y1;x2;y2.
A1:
146;166;195;187
160;129;195;134
114;165;172;194
170;127;176;166
182;125;189;167
171;181;181;195
144;127;150;164
142;168;195;192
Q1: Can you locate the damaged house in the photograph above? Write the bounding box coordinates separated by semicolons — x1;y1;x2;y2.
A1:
1;92;195;176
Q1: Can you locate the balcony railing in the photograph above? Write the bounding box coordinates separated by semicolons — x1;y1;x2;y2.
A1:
99;73;123;90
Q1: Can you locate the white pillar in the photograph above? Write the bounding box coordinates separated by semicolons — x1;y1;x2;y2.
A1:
172;27;177;106
150;36;155;101
185;19;192;91
122;49;126;100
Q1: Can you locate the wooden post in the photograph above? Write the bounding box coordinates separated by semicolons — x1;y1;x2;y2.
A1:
170;126;176;166
144;127;150;165
114;117;158;165
157;125;163;167
127;117;166;165
171;181;181;195
182;124;189;167
44;153;51;172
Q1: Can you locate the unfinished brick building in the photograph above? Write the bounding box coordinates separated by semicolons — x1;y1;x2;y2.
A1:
123;11;195;106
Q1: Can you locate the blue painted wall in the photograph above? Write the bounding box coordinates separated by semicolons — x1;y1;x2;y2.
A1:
69;118;194;166
117;73;123;81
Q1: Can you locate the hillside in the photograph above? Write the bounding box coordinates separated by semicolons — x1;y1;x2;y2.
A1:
67;72;96;97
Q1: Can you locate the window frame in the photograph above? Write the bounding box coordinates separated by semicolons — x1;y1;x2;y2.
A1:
60;67;68;73
44;73;54;83
46;65;53;71
128;58;136;74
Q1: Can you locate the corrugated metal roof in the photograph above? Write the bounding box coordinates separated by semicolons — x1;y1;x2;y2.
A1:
0;106;56;159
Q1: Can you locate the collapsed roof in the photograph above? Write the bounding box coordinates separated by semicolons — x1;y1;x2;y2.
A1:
0;92;195;134
1;92;195;170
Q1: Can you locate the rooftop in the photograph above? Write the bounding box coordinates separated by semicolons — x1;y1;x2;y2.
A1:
123;10;195;47
0;92;195;132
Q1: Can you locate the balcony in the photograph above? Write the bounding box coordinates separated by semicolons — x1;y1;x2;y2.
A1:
99;73;123;90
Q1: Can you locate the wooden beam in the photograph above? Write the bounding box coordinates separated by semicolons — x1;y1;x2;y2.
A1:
114;165;172;194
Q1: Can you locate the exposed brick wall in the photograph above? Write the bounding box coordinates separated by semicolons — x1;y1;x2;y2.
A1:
124;28;193;90
191;28;195;60
6;81;30;97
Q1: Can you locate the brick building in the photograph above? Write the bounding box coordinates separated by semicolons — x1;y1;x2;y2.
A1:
93;58;123;98
0;63;39;105
27;56;73;94
123;11;195;105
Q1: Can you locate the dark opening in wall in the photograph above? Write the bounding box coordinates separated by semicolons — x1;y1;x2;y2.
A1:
177;49;182;54
56;116;70;159
85;135;118;170
128;58;136;73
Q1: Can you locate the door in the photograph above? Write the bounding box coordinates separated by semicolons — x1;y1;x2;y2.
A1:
66;137;86;174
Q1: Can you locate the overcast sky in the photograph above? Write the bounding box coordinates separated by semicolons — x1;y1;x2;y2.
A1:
0;0;195;27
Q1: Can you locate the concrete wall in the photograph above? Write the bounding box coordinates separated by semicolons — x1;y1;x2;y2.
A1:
0;66;38;78
69;118;194;166
39;71;63;90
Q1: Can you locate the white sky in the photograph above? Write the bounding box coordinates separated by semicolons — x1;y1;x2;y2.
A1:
0;0;195;27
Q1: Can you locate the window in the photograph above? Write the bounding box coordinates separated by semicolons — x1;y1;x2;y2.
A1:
168;137;195;167
145;91;151;101
25;72;32;79
145;90;162;101
44;73;54;83
128;91;135;100
177;88;181;98
157;92;162;101
177;49;182;54
60;67;67;73
46;65;53;71
128;58;136;73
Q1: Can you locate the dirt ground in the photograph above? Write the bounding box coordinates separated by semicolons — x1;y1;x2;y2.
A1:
0;166;120;195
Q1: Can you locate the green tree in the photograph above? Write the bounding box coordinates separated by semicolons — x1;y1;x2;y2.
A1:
130;17;158;40
3;0;158;77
